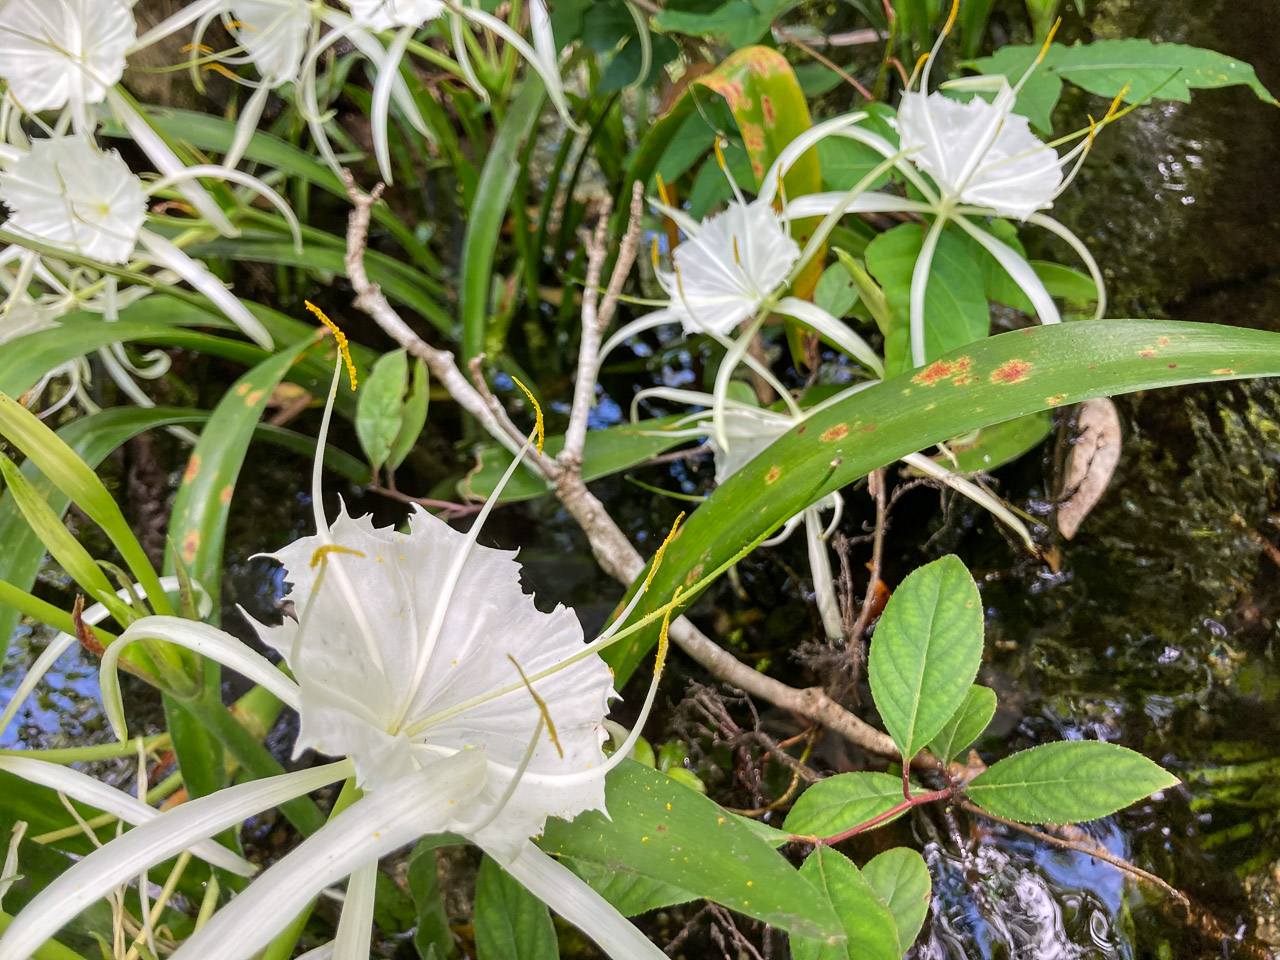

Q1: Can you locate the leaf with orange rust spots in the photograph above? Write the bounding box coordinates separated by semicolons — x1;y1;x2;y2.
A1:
989;359;1034;384
867;224;990;376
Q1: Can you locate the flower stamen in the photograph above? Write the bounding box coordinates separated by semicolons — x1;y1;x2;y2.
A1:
510;376;544;454
507;654;563;759
305;300;357;389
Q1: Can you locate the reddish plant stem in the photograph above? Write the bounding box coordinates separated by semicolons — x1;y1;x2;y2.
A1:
798;786;958;847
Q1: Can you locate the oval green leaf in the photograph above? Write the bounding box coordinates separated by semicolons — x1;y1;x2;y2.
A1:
793;847;900;960
782;772;905;838
927;684;998;765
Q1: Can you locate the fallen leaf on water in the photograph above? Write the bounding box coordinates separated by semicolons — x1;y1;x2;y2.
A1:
1057;397;1122;539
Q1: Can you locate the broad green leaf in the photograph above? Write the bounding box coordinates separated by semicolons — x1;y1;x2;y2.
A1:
655;1;788;49
862;848;931;951
793;848;899;960
358;350;411;472
967;741;1180;823
408;843;453;959
565;857;696;916
869;555;984;762
388;357;429;473
927;685;998;764
474;856;557;960
866;223;990;376
540;760;841;938
782;772;906;837
164;341;315;607
604;319;1280;684
965;40;1278;132
464;416;688;502
924;412;1053;474
461;78;546;361
815;262;860;320
816;104;899;194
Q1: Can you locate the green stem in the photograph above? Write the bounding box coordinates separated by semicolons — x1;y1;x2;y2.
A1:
0;735;170;764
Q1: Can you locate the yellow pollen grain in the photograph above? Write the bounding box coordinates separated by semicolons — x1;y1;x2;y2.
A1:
305;300;357;389
310;544;365;569
645;512;685;591
510;375;545;454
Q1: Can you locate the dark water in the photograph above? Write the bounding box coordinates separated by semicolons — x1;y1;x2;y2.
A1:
4;0;1280;956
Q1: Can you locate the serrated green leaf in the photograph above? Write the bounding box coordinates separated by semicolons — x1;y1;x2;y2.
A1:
793;848;900;960
927;685;998;764
782;772;906;837
967;741;1180;823
357;349;410;473
964;39;1278;132
540;761;840;938
862;848;931;951
474;855;557;960
866;224;990;376
869;555;984;762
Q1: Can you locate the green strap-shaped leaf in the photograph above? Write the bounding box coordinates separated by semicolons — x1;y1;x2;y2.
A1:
869;555;984;763
861;848;931;952
966;740;1179;823
782;772;906;838
927;684;998;765
461;78;547;361
474;855;558;960
606;319;1280;683
540;760;841;938
793;847;900;960
163;340;318;606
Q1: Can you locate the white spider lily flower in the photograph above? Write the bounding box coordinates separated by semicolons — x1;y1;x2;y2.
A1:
781;6;1117;370
0;0;134;117
0;134;287;347
345;0;446;31
0;325;673;960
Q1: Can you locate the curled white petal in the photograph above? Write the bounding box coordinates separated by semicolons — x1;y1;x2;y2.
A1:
0;757;255;876
0;760;353;960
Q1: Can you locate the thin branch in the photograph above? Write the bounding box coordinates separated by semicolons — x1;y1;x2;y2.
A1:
773;23;874;101
960;801;1189;905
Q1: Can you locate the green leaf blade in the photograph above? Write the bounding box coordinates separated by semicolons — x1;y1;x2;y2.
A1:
927;684;998;765
474;855;558;960
793;848;899;960
967;741;1179;823
868;555;985;762
862;848;931;951
782;772;905;838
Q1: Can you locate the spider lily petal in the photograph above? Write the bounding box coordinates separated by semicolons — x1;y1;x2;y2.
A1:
804;508;843;640
952;215;1060;325
137;230;275;347
332;859;379;959
494;840;670;960
909;216;948;368
774;297;884;377
0;760;354;960
901;452;1035;552
0;757;255;876
165;753;486;960
105;616;303;741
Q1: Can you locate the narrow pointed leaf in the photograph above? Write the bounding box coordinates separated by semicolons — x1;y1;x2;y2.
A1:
606;319;1280;684
967;741;1179;823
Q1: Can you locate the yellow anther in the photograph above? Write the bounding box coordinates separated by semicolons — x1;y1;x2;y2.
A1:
913;52;931;77
732;235;742;266
510;376;544;454
201;62;241;82
1105;83;1131;121
508;654;563;758
656;586;682;673
651;234;661;270
310;544;366;569
224;19;254;31
655;172;672;208
645;512;685;592
179;42;214;54
713;138;729;174
305;300;357;390
942;0;960;35
1034;18;1062;66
